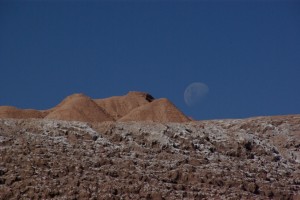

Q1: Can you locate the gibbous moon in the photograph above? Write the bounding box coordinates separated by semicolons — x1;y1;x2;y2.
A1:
184;82;209;107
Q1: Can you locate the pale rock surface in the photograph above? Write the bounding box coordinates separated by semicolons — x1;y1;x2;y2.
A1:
0;115;299;199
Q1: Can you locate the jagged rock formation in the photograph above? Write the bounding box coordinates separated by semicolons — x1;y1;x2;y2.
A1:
0;115;299;199
0;92;190;123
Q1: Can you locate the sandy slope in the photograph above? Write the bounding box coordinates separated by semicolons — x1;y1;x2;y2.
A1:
45;93;114;123
119;98;190;123
0;92;190;123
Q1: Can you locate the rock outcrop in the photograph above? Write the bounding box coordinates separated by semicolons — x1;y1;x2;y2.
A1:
0;115;299;199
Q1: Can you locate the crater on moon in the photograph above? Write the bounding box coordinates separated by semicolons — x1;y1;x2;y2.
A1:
184;82;209;107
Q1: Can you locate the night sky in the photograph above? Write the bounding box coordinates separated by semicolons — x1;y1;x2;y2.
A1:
1;0;299;120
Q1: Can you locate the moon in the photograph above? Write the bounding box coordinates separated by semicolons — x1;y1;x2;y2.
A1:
184;82;209;107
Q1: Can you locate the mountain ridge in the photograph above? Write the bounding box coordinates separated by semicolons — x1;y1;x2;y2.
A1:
0;92;190;123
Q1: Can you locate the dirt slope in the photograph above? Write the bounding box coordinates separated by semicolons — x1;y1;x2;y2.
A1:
94;91;154;120
45;93;113;123
0;92;190;123
0;106;46;119
119;98;191;123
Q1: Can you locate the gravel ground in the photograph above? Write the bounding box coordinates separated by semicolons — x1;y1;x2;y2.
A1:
0;115;299;199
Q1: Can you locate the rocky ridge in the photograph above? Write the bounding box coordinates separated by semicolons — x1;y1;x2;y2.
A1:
0;115;299;199
0;92;190;123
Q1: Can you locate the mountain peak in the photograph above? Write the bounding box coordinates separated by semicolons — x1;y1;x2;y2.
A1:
0;92;190;123
127;91;155;102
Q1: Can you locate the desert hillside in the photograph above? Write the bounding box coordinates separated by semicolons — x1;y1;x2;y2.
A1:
0;115;299;199
0;92;190;123
45;94;114;123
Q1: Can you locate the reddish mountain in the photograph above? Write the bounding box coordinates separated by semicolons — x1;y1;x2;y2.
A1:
0;92;190;123
94;91;154;120
119;98;191;123
0;106;46;119
45;93;113;123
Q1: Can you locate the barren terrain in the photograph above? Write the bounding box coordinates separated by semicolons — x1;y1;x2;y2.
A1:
0;115;299;199
0;92;190;123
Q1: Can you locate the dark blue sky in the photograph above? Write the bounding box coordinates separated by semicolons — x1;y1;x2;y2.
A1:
1;0;299;120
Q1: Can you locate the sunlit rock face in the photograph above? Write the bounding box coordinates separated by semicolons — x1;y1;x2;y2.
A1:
0;115;299;199
0;91;190;123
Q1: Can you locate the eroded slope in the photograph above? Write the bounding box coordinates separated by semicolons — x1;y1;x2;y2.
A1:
0;115;299;199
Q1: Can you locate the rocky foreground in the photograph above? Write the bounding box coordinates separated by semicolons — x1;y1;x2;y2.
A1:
0;115;299;199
